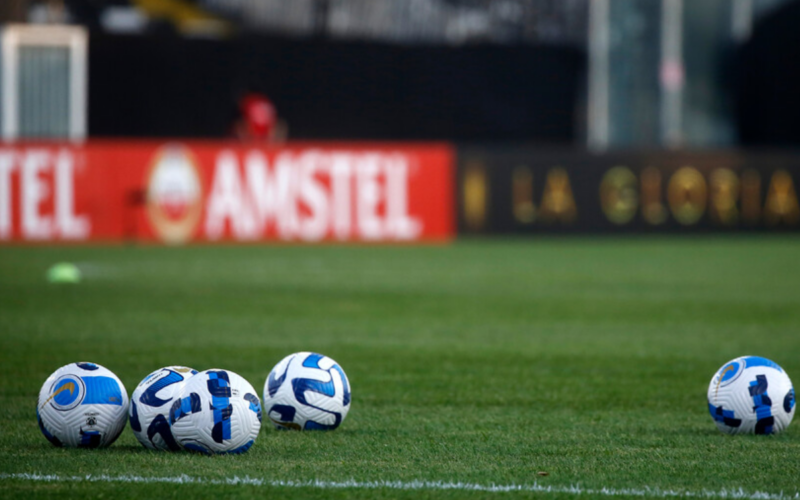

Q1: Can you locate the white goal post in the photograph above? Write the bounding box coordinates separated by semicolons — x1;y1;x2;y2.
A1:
1;24;87;141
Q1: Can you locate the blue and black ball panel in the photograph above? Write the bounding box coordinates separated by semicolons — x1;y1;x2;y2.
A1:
226;439;254;455
289;353;350;430
147;414;181;451
183;439;254;455
139;370;187;407
82;377;124;406
130;401;142;432
244;393;262;422
131;399;178;450
37;409;62;447
299;354;350;405
207;371;233;444
183;442;212;455
748;374;775;435
78;428;102;448
267;355;295;397
304;417;341;431
268;404;302;430
743;356;783;372
708;402;742;428
330;364;351;407
169;393;201;424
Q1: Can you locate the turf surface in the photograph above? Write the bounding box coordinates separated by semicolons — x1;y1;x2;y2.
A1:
1;238;799;499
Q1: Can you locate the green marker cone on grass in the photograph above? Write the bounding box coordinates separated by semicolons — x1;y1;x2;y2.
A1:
47;263;81;284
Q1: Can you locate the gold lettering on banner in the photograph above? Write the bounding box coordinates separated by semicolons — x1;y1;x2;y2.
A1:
668;166;707;225
764;170;800;226
709;168;739;226
741;169;761;225
641;167;667;225
512;167;536;224
600;166;638;225
463;161;488;231
540;167;577;223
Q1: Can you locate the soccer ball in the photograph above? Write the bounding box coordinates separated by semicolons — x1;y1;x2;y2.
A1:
708;356;795;435
169;369;261;454
263;352;351;430
37;362;129;448
129;366;198;450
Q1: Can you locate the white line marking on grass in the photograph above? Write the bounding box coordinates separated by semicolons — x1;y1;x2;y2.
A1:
1;473;798;499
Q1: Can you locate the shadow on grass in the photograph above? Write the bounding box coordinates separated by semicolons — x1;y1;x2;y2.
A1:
93;444;156;454
260;427;408;438
678;427;726;437
664;426;799;441
30;443;167;455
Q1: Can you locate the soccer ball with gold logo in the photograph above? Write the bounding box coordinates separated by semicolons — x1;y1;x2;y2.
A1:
37;362;129;448
708;356;795;435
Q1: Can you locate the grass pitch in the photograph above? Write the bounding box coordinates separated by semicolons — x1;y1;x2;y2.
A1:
1;238;799;499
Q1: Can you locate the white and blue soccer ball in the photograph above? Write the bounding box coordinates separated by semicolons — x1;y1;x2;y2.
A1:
263;352;351;431
37;362;129;448
129;366;198;450
169;369;261;454
708;356;795;435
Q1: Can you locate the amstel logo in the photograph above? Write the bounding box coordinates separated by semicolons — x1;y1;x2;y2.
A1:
145;145;203;245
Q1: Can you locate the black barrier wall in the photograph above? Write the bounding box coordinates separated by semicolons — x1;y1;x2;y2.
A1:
458;148;800;234
737;1;800;147
89;35;584;142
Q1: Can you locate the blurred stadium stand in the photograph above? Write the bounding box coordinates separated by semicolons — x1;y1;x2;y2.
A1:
55;0;588;45
195;0;588;46
2;0;800;147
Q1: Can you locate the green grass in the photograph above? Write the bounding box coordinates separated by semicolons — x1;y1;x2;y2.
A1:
1;238;799;499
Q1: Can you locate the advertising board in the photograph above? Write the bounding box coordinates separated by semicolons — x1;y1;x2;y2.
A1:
458;149;800;234
0;142;454;243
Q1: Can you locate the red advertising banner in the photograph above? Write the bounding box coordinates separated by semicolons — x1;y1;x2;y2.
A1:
0;142;454;243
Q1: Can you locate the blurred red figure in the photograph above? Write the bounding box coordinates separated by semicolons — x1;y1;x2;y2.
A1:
236;93;285;142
